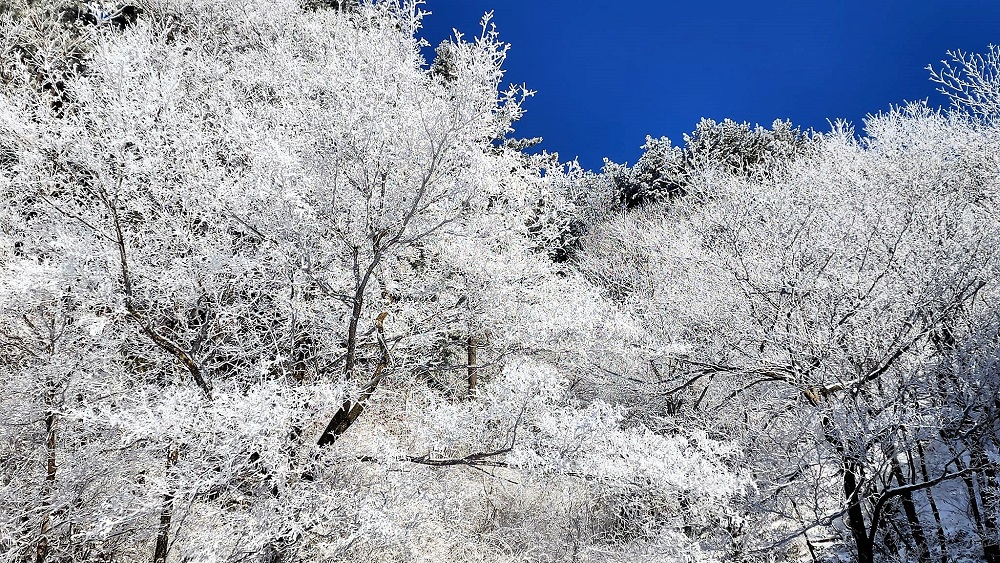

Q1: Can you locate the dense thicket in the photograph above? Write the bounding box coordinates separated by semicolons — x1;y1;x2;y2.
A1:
577;106;1000;562
606;118;815;208
1;2;999;563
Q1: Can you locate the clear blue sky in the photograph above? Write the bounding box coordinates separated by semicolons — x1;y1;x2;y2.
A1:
419;1;1000;171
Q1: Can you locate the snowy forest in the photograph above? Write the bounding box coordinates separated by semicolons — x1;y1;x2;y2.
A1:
2;1;1000;562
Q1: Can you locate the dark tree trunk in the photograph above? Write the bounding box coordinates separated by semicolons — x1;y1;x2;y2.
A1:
152;446;178;563
889;453;930;562
844;461;873;563
955;454;986;532
343;250;381;381
972;440;1000;563
467;335;477;394
318;313;389;446
916;443;948;563
36;395;57;563
343;296;364;380
826;414;873;563
983;463;1000;563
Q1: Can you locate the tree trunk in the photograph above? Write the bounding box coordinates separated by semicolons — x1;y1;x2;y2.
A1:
152;446;178;563
318;313;389;446
890;453;930;562
343;250;381;381
983;460;1000;563
916;443;948;563
972;440;1000;563
826;415;873;563
954;454;986;532
467;335;477;395
343;296;364;380
844;461;873;563
317;362;387;446
36;393;57;563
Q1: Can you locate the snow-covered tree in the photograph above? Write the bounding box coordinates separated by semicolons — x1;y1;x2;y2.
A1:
609;118;814;209
7;0;1000;561
0;1;745;561
579;102;1000;562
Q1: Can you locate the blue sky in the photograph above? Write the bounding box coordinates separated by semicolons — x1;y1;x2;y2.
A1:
419;1;1000;171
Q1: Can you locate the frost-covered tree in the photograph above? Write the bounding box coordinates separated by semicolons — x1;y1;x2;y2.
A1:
609;118;814;208
8;0;999;560
0;1;747;561
930;44;1000;123
1;0;528;558
578;102;1000;562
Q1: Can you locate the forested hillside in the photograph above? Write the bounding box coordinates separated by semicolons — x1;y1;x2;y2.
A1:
1;1;999;562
